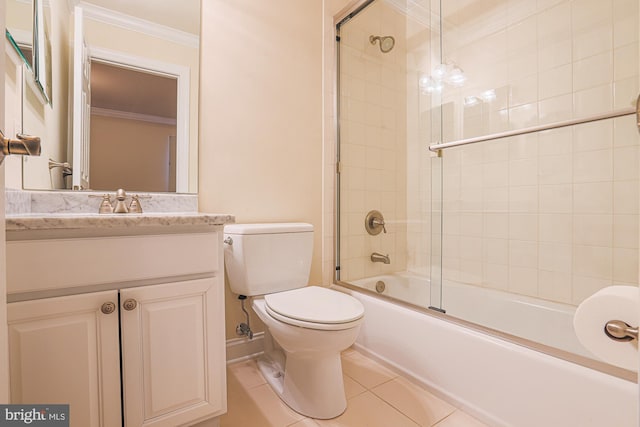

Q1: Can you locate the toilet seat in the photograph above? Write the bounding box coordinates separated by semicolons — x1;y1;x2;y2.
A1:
264;286;364;331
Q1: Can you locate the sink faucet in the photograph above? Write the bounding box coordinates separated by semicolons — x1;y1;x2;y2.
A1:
370;252;390;264
91;189;149;214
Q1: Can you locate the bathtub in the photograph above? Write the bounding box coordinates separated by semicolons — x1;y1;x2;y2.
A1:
337;277;638;427
352;273;591;358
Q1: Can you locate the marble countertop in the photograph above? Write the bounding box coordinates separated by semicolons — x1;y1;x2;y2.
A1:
6;212;235;232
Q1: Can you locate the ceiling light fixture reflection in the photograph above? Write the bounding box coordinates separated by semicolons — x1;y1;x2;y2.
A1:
463;89;498;108
464;96;481;106
419;62;466;94
480;89;496;102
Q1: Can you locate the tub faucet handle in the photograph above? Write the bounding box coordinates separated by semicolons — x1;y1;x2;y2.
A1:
365;210;387;235
372;217;387;233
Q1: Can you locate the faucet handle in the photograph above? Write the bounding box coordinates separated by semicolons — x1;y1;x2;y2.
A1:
372;218;387;233
129;195;143;214
128;194;151;214
89;194;114;214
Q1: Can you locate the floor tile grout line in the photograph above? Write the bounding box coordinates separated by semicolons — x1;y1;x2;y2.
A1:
367;380;454;427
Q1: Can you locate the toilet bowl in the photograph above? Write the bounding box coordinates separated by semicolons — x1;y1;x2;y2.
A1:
253;286;363;418
223;223;364;419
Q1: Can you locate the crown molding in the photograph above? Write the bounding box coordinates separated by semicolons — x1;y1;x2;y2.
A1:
77;1;199;49
92;107;177;126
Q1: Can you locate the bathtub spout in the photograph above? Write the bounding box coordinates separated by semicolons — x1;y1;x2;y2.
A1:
370;252;390;264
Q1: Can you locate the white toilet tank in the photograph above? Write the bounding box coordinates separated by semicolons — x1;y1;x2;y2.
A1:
224;223;314;296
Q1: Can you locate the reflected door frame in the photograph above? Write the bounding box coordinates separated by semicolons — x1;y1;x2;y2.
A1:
89;47;190;193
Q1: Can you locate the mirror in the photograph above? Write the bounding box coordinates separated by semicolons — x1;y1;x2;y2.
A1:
5;0;200;193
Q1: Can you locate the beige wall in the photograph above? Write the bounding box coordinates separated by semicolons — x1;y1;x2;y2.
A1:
199;1;326;339
90;115;175;192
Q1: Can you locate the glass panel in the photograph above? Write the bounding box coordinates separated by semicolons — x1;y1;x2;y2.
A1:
337;0;436;308
336;0;639;371
436;0;640;365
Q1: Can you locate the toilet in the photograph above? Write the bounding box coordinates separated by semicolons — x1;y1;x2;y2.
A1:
223;223;364;419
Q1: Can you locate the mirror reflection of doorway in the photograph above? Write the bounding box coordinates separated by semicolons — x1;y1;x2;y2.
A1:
89;60;178;192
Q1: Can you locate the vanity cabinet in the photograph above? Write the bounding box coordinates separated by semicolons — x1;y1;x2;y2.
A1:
5;223;228;427
8;291;122;426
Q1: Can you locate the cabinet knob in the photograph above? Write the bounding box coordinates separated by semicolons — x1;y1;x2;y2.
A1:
123;299;138;311
101;301;116;315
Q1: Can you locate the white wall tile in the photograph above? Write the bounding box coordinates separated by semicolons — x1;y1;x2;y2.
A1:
613;248;639;284
510;240;538;268
573;150;613;182
573;120;613;152
573;84;613;117
613;0;639;48
539;242;572;273
509;266;539;295
613;180;639;214
484;238;510;264
510;213;539;241
573;52;612;92
538;94;572;124
484;213;510;239
539;154;573;184
539;64;572;100
614;43;639;81
573;182;613;214
614;214;639;249
539;213;572;243
573;245;613;280
483;263;510;290
614;115;640;147
573;214;613;247
614;146;639;181
509;158;539;186
509;185;538;212
538;270;572;303
539;184;572;213
538;126;572;156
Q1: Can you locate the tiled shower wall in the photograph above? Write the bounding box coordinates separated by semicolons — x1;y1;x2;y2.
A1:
436;0;639;305
338;1;411;282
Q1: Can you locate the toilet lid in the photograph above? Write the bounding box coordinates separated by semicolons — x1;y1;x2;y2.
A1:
265;286;364;325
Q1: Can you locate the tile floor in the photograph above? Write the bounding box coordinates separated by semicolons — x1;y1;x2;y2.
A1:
220;348;489;427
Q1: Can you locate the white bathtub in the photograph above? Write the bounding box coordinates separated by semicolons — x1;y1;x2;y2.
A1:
352;273;591;358
338;279;638;427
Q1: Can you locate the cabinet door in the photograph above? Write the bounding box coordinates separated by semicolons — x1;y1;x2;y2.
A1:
120;277;225;427
7;291;122;427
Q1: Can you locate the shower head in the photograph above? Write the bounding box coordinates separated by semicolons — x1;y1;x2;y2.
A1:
369;35;395;53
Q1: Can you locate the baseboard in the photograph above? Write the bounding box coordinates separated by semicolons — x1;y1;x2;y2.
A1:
226;332;265;364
